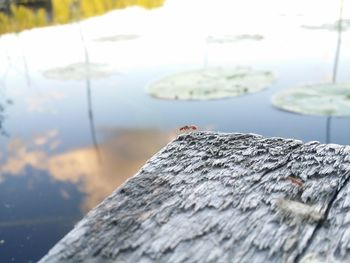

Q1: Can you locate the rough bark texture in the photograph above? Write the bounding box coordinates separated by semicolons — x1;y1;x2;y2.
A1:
39;132;350;263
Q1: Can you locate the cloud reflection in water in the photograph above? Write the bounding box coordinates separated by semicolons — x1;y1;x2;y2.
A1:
0;128;174;212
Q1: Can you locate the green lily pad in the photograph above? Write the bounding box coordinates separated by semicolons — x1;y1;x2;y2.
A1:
147;67;275;101
302;19;350;32
206;34;264;44
43;63;115;80
94;34;140;42
272;83;350;116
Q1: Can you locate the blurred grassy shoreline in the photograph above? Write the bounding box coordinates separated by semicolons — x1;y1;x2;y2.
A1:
0;0;164;35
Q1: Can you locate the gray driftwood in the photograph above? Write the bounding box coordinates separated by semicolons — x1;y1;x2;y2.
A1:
39;132;350;263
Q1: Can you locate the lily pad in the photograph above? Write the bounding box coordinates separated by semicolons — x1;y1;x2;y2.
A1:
272;83;350;116
206;34;264;44
43;63;115;80
147;67;275;101
94;34;140;42
302;19;350;32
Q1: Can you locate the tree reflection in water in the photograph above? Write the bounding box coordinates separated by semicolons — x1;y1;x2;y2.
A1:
326;0;344;143
0;80;12;136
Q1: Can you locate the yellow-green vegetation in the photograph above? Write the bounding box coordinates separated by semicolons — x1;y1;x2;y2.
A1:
0;0;165;35
0;4;46;33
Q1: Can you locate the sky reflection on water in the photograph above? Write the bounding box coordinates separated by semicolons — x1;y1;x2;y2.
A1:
0;128;173;262
0;128;173;211
0;0;350;262
0;172;82;262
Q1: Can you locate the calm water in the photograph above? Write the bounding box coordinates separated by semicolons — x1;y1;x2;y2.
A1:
0;0;350;261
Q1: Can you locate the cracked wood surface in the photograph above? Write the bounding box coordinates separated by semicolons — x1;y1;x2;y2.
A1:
39;132;350;263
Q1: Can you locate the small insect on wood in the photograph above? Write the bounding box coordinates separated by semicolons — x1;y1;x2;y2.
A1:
287;176;304;187
179;125;198;133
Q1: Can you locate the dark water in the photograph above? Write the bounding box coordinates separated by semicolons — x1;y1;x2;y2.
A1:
0;0;350;261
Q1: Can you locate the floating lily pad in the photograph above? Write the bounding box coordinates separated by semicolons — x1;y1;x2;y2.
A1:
147;67;275;101
206;34;264;44
43;63;115;80
272;83;350;116
302;19;350;32
94;34;140;42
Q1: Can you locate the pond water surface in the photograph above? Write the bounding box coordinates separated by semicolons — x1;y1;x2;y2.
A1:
0;0;350;262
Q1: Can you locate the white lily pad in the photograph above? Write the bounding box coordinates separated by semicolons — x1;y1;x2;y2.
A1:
147;67;275;101
302;19;350;32
272;83;350;116
43;63;115;80
94;34;140;42
206;34;264;44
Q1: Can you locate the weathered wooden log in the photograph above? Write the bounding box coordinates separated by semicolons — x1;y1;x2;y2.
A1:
39;132;350;263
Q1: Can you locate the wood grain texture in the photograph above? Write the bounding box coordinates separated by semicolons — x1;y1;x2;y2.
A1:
38;132;350;263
